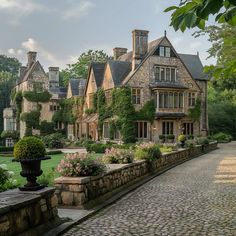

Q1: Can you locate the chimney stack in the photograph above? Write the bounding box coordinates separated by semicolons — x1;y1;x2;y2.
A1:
19;66;27;79
27;51;37;69
132;29;149;70
113;47;128;60
49;67;59;89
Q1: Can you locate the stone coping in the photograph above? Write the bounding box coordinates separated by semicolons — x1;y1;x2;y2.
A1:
0;187;55;214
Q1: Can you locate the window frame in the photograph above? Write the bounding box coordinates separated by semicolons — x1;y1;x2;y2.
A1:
132;88;141;105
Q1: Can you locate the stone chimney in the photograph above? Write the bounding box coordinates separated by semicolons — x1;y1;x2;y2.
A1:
19;66;27;79
49;67;59;89
132;29;149;70
27;51;37;69
113;47;128;60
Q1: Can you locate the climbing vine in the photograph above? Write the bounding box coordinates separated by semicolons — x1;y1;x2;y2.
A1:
23;91;51;103
135;99;155;123
188;97;201;122
13;91;23;126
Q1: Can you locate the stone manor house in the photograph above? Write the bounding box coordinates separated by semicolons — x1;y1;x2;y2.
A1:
3;29;208;146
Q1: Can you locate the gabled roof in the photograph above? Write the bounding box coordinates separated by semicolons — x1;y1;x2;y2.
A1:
92;63;106;88
18;61;47;85
68;79;86;96
179;54;208;81
108;60;131;86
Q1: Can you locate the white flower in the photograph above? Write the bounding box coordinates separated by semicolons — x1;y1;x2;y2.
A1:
0;164;7;170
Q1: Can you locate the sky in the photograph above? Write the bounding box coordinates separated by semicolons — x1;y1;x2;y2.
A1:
0;0;216;70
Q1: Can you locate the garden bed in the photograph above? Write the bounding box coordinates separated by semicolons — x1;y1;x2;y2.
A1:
55;142;218;208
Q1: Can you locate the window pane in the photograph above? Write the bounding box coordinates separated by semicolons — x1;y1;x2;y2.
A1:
164;92;168;108
174;93;178;108
171;68;176;82
162;122;165;134
179;93;183;108
170;122;173;134
166;68;171;81
161;68;165;81
169;92;173;108
144;122;147;138
160;46;165;56
165;47;171;57
139;122;143;138
159;93;163;108
154;67;160;82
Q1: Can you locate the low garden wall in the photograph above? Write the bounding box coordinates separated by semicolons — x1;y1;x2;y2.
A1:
0;187;59;236
55;142;218;209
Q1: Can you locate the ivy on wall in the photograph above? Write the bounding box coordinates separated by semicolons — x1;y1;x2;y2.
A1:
20;110;40;129
23;91;52;103
135;99;155;123
188;97;201;122
13;91;23;126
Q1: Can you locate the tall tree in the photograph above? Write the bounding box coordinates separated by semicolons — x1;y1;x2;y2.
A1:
194;25;236;89
165;0;236;32
60;50;110;86
0;55;20;134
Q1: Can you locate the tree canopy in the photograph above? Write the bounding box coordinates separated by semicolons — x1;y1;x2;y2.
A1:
165;0;236;32
60;50;110;86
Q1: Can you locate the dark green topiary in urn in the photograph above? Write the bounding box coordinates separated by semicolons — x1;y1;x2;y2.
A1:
13;136;50;191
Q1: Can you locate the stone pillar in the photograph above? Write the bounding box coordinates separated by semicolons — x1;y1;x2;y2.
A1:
27;51;37;69
49;67;60;89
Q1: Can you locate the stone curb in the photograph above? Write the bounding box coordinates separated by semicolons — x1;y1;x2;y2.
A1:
46;146;218;236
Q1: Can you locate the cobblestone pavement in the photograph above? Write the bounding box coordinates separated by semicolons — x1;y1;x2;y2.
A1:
64;142;236;236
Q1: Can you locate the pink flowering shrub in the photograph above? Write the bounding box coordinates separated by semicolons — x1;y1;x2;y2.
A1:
102;148;134;164
57;152;106;177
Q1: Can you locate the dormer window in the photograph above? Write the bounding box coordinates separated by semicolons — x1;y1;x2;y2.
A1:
159;46;171;57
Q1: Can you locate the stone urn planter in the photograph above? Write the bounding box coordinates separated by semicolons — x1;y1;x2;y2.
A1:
13;136;51;191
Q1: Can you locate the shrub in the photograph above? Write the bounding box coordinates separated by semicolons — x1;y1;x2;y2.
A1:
211;132;232;143
57;152;106;177
46;150;63;155
159;135;165;140
178;134;186;142
102;148;134;164
159;145;173;153
135;142;161;162
1;130;19;140
185;139;196;148
85;143;113;153
14;136;46;160
0;164;18;192
0;146;14;152
167;134;175;140
42;133;65;149
39;121;55;136
196;137;209;146
38;168;55;186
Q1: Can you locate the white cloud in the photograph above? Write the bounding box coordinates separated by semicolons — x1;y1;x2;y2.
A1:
0;0;46;14
189;41;203;51
7;48;16;54
62;1;95;20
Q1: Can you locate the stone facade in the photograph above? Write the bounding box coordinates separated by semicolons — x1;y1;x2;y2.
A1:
0;187;59;236
82;29;209;142
54;142;217;208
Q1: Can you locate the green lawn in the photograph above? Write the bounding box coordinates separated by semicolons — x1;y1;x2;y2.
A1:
0;153;103;186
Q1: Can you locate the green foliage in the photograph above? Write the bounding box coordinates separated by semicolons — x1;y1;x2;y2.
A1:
112;88;136;143
38;167;55;186
86;143;112;153
211;132;232;142
46;150;63;155
60;50;110;86
85;108;96;115
167;134;175;140
135;99;155;123
41;133;65;149
194;25;236;86
39;121;55;136
0;55;21;76
52;99;76;125
0;130;19;140
165;0;236;32
20;110;40;129
196;137;210;146
188;97;201;122
0;164;18;192
185;139;196;148
14;91;23;124
14;136;46;160
135;143;162;162
23;91;52;103
0;146;14;152
178;134;186;142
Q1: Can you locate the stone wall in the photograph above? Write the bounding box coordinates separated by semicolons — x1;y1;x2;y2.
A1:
55;142;218;209
0;187;58;236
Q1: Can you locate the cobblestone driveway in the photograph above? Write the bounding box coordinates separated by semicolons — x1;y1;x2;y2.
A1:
64;142;236;236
